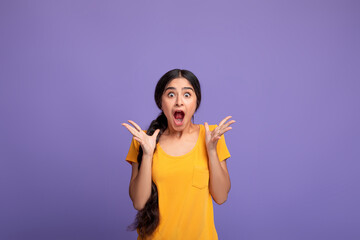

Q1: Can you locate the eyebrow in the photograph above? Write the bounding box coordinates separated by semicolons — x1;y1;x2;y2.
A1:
164;87;194;92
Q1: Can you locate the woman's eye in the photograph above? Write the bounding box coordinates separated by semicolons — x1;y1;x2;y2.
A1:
168;93;175;97
184;93;191;97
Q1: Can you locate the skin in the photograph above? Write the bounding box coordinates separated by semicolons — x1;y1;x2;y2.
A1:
122;78;236;210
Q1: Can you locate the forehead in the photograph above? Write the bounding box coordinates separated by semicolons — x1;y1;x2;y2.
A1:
165;78;192;89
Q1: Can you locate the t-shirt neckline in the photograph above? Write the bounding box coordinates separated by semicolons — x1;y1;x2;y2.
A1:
157;124;203;159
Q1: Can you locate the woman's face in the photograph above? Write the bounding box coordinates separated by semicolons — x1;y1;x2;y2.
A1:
161;77;197;130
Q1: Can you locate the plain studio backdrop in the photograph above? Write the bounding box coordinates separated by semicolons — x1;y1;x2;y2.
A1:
0;0;359;239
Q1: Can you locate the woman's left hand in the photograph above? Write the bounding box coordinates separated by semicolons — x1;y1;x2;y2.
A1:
204;116;235;152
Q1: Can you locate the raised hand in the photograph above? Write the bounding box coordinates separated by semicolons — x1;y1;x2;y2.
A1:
122;120;160;156
204;116;235;152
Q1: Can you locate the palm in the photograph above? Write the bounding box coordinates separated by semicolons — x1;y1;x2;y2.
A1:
122;120;160;156
204;116;235;151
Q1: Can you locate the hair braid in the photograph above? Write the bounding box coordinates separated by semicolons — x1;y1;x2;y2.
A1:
127;112;167;238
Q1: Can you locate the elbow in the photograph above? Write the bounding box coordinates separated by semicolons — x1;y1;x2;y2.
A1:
214;196;228;205
133;201;146;211
132;196;150;211
130;188;150;211
212;191;229;205
130;195;145;211
210;187;230;205
130;192;151;211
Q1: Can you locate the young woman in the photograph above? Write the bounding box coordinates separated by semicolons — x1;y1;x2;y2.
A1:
122;69;235;240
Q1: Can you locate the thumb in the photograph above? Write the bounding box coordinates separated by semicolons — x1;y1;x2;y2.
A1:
153;129;161;138
204;122;210;133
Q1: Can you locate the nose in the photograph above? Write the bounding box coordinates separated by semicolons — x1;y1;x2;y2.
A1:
175;95;183;106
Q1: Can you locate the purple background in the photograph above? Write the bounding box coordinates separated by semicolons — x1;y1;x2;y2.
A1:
1;0;359;239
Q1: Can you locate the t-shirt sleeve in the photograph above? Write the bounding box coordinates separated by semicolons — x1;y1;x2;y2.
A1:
125;130;147;165
125;136;140;165
212;124;231;162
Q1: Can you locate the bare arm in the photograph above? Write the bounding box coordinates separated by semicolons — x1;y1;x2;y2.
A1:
122;120;160;211
208;151;231;204
204;116;235;205
129;154;153;210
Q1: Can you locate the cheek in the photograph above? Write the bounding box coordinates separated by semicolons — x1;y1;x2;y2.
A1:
161;102;172;116
161;97;169;109
187;99;197;114
190;98;197;108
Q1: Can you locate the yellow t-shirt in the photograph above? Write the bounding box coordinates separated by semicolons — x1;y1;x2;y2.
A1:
125;124;231;240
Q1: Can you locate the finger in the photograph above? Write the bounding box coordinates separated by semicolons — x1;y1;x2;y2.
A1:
219;127;232;135
212;126;232;139
128;120;142;132
133;136;143;144
211;127;218;137
219;116;232;127
122;123;141;137
223;120;236;129
204;122;210;133
152;129;160;138
211;135;221;143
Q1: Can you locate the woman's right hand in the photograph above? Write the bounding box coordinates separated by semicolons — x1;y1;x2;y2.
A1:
122;120;160;157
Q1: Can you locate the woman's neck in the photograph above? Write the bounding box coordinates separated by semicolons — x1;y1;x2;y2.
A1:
164;122;198;139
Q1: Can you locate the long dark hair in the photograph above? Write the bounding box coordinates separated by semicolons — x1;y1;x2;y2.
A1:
127;69;202;238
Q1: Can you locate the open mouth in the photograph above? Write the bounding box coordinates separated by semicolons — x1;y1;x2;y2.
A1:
173;110;185;125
